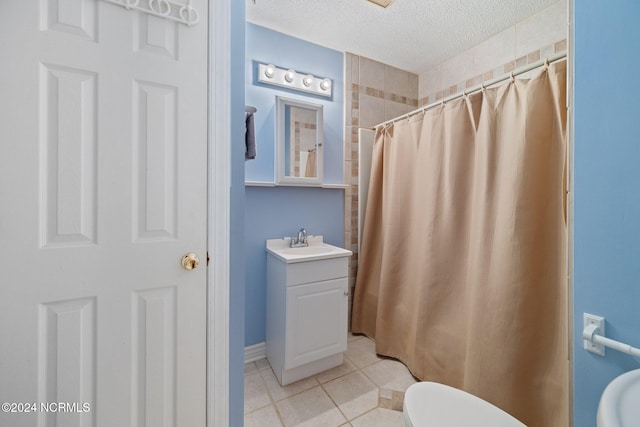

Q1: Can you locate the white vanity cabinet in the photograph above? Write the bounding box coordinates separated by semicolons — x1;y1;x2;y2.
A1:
266;236;352;386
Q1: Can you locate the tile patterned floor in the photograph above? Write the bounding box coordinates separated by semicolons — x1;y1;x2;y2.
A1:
244;334;418;427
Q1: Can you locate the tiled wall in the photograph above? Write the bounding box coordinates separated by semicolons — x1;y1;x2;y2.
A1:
343;0;568;326
419;39;567;106
343;54;419;316
418;0;568;105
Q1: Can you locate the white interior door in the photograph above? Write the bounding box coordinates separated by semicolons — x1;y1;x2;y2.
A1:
0;1;209;426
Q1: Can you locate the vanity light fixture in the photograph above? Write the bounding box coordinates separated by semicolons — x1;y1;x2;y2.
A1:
320;79;331;91
284;69;295;83
257;63;332;98
264;64;276;78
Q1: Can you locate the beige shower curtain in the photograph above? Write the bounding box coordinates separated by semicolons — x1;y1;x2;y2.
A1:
351;61;567;427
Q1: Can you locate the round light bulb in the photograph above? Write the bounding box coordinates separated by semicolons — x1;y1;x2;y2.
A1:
303;75;313;87
264;64;275;78
320;78;331;91
284;70;295;83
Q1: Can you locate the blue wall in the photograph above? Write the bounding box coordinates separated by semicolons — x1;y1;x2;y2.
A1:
230;0;246;424
245;187;345;345
245;23;344;184
244;24;345;346
573;2;640;426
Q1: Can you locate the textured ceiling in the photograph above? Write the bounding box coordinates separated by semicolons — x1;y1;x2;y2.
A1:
246;0;558;74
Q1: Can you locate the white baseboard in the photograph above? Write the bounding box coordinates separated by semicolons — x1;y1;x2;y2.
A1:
245;342;266;363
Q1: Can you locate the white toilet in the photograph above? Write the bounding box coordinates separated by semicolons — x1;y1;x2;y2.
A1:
403;382;527;427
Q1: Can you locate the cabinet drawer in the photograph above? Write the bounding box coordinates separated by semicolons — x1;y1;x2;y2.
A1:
286;257;348;286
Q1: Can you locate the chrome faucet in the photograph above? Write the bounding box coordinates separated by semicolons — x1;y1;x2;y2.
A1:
298;228;307;244
290;228;309;247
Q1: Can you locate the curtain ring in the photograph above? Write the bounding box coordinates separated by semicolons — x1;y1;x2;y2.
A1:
510;72;515;83
544;58;550;69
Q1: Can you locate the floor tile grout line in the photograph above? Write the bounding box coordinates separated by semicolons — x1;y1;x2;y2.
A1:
259;365;320;405
317;381;350;425
245;368;322;415
321;360;384;422
271;402;287;427
316;354;357;385
257;366;277;406
248;365;376;422
327;369;380;424
349;405;383;424
318;378;350;423
244;368;275;416
245;334;411;425
358;364;380;389
244;401;273;416
267;362;366;405
253;365;287;426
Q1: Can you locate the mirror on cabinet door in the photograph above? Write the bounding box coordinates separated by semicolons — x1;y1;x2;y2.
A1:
276;96;323;185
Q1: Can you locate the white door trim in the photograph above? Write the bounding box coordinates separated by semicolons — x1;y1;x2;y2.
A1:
208;0;231;426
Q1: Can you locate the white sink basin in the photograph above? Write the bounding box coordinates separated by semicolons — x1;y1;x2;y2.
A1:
597;368;640;427
266;235;352;263
279;245;342;256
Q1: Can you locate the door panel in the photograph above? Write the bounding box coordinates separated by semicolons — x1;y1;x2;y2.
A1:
132;287;177;426
41;0;98;41
38;297;97;426
0;1;208;426
132;80;179;242
40;63;98;248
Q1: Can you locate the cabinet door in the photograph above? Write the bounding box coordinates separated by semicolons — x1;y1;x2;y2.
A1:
285;278;348;370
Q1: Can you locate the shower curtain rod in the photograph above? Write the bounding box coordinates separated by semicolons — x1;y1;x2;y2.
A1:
373;51;567;129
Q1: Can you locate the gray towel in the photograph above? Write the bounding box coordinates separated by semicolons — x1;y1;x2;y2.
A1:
245;113;256;160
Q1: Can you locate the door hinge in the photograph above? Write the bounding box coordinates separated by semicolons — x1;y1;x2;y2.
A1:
207;252;210;266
